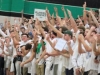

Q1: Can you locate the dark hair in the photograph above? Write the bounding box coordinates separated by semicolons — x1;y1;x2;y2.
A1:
92;24;97;28
21;23;24;25
55;26;60;30
21;33;29;38
42;26;49;32
79;32;85;37
78;26;85;32
9;30;14;33
24;19;29;23
92;30;97;34
0;34;2;37
78;26;85;37
52;31;57;36
21;27;25;30
60;26;68;33
42;36;44;40
25;43;32;50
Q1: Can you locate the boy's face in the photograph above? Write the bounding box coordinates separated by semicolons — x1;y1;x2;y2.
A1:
64;34;70;41
21;35;28;42
21;28;25;33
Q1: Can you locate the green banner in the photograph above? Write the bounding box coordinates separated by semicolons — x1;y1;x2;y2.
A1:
0;0;97;18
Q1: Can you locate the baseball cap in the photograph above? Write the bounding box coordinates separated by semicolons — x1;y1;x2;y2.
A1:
63;30;73;38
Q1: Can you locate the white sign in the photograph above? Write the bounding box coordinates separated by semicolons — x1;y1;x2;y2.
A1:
34;9;47;21
54;38;66;51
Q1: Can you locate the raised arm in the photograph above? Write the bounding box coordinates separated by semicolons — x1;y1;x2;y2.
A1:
61;6;68;19
14;28;20;41
56;15;63;26
45;18;63;38
78;15;84;26
91;36;100;56
67;9;78;32
49;13;55;25
54;7;58;17
89;11;99;27
21;10;24;23
78;34;86;53
79;34;92;52
35;19;46;38
83;2;88;25
11;31;20;46
46;7;51;21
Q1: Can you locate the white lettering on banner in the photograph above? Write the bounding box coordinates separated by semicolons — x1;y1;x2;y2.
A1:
34;9;47;21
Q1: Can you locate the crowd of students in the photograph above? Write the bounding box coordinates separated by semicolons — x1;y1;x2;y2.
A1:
0;2;100;75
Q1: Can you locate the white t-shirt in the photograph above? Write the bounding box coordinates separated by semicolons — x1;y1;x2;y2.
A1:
53;38;60;65
21;40;34;73
82;42;98;71
19;40;32;46
44;37;57;61
71;30;80;68
87;50;98;71
23;51;32;73
63;40;75;70
63;40;74;51
54;56;60;65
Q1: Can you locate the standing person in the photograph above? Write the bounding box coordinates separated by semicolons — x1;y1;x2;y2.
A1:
35;20;57;75
46;30;74;75
62;30;74;75
12;32;33;75
3;37;13;75
36;36;45;75
39;31;57;75
20;43;33;75
20;29;39;75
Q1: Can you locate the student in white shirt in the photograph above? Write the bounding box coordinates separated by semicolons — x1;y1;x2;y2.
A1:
91;33;100;75
36;30;57;75
46;30;74;75
78;26;99;75
20;43;33;75
3;37;13;75
20;31;39;75
12;33;33;75
60;30;74;75
35;36;45;75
